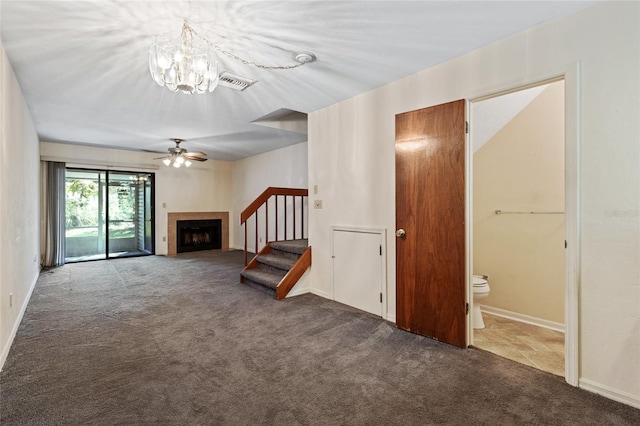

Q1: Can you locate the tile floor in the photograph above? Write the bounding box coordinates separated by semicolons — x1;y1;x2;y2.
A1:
473;312;565;377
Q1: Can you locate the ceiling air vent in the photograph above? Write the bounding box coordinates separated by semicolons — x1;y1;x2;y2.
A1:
218;71;257;91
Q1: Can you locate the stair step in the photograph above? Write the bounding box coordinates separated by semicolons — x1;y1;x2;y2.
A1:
257;254;296;271
269;239;308;255
241;267;286;291
242;277;276;298
241;239;309;298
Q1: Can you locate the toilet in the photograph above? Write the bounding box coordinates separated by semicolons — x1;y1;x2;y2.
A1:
472;275;490;329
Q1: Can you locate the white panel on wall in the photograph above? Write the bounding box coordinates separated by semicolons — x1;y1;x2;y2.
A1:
332;227;385;317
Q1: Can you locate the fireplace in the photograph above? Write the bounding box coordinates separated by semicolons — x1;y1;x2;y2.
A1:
167;212;229;256
176;219;222;253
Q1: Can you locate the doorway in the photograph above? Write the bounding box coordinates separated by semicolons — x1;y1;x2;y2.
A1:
65;168;155;262
470;80;566;376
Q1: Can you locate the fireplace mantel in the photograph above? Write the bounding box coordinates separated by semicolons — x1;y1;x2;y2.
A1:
167;212;229;256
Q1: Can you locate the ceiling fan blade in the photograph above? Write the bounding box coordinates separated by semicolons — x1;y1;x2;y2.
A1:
184;151;207;157
184;155;207;162
154;155;170;160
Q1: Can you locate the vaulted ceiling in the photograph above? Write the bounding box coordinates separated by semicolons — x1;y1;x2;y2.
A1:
1;1;596;160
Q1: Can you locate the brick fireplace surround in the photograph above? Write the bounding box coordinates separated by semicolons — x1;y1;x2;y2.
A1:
167;212;229;256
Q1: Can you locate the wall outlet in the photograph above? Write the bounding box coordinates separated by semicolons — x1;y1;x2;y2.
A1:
162;236;166;242
33;255;38;263
314;200;323;209
259;237;264;243
162;202;167;208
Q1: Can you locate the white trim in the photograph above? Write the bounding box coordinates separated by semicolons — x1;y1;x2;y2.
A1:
386;314;396;324
330;225;388;320
286;287;311;298
481;306;564;333
330;225;387;234
41;156;159;172
580;379;640;410
563;62;581;387
465;100;472;347
310;288;332;300
0;273;39;371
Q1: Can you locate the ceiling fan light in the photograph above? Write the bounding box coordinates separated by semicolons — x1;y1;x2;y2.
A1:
157;139;207;168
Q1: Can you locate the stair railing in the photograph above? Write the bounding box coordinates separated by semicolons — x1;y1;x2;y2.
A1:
240;187;308;265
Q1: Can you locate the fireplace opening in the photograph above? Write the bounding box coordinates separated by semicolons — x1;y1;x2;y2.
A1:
176;219;222;253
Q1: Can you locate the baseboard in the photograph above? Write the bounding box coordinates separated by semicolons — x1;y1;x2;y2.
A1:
286;287;310;298
0;273;39;371
481;305;565;333
580;379;640;409
310;288;332;300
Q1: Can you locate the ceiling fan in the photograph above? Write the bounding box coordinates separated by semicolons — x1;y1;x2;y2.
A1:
155;139;207;168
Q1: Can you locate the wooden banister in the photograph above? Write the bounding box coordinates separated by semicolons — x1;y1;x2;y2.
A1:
241;187;308;265
241;187;308;224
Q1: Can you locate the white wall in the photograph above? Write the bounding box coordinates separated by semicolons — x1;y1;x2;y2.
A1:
308;2;639;406
0;42;41;369
472;85;545;153
230;142;308;251
40;142;233;255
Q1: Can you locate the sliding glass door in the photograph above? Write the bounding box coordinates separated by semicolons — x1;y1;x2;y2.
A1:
65;168;154;262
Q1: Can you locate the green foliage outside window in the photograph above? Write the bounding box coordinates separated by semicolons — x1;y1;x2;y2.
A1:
66;178;138;239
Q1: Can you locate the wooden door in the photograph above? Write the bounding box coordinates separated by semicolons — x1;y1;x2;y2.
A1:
395;99;466;348
333;229;383;316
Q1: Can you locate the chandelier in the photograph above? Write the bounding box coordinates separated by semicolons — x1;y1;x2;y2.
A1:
149;22;218;94
149;21;315;95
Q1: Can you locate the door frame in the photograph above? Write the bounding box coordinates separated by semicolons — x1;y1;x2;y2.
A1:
64;167;156;262
331;225;387;320
466;63;580;386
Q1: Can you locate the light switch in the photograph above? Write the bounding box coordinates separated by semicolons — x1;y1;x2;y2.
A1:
313;185;318;194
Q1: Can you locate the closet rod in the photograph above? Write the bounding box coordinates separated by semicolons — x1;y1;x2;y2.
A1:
495;210;564;215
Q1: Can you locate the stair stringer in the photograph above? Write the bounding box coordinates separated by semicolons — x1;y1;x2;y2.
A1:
276;246;312;300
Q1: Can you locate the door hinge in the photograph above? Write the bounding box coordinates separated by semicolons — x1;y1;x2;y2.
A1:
465;121;469;134
379;244;382;256
466;303;469;315
380;292;383;303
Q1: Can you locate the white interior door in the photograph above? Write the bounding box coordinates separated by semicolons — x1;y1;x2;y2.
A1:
332;228;384;317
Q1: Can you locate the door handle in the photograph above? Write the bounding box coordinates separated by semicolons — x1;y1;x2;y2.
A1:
395;228;406;238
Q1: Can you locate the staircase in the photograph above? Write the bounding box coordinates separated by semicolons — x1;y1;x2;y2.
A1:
240;239;310;299
239;187;311;300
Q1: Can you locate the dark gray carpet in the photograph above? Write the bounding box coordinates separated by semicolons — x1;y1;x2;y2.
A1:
1;250;638;425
